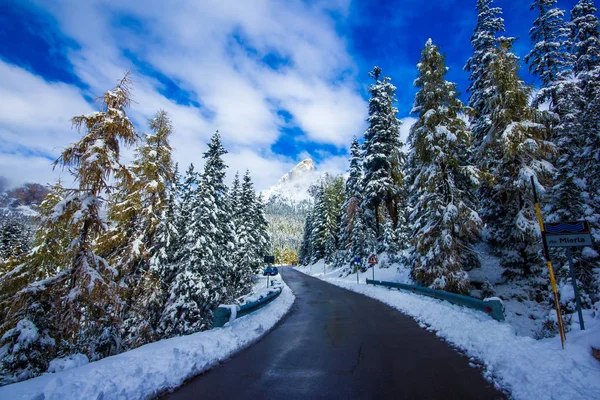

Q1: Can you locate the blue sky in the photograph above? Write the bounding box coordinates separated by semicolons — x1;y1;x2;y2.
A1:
0;0;584;190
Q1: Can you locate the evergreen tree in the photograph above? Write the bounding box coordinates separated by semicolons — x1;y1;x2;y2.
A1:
464;0;507;151
253;194;272;269
151;163;180;281
106;110;176;348
568;0;600;295
338;138;363;260
407;39;481;294
298;214;314;265
1;74;137;380
482;40;555;278
361;66;403;238
525;0;573;108
0;216;31;266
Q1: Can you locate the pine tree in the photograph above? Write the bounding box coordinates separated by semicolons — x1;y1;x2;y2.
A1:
253;194;272;269
309;184;328;262
106;110;176;348
1;74;137;380
361;66;403;238
339;138;363;257
525;0;572;109
298;214;314;266
151;163;180;281
482;40;555;278
464;0;507;150
54;73;137;358
0;216;31;266
568;0;600;295
407;39;481;294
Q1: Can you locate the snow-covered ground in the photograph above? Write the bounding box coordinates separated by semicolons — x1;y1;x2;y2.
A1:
296;261;600;400
0;275;295;400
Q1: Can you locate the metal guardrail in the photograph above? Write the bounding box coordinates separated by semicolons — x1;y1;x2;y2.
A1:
213;286;283;328
366;279;505;322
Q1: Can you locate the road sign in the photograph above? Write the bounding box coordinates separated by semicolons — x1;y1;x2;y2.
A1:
367;254;378;265
264;255;275;264
353;256;361;264
544;221;593;248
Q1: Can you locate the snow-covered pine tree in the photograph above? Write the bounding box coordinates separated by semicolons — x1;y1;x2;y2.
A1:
338;138;363;258
201;131;237;300
1;74;138;381
308;177;345;265
568;0;600;296
0;215;31;267
230;171;259;296
253;194;272;268
482;39;556;278
160;132;236;335
52;73;137;359
349;207;374;273
105;110;176;348
151;163;180;282
24;181;72;280
298;213;314;265
361;66;403;239
406;39;481;294
309;184;328;262
464;0;506;152
160;163;218;336
525;0;573;109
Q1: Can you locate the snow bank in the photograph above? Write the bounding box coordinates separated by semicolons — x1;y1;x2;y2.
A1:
296;263;600;400
0;279;295;400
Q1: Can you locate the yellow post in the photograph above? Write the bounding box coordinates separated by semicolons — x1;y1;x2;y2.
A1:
531;177;566;348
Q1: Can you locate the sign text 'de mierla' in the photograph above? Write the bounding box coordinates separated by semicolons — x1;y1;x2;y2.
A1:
544;221;593;248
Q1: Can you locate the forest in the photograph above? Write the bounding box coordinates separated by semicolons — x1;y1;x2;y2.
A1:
0;74;271;385
299;0;600;335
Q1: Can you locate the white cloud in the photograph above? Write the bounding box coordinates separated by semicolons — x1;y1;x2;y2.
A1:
2;0;370;190
399;116;417;150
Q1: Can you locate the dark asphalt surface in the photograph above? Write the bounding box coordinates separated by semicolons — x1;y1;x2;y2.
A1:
165;267;505;400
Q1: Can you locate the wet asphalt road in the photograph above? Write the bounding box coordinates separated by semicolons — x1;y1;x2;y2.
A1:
165;267;505;400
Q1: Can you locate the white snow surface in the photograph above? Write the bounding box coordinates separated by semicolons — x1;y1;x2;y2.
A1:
0;276;295;400
296;262;600;400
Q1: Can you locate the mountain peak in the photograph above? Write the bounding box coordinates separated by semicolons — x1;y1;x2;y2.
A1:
263;158;319;203
279;159;315;185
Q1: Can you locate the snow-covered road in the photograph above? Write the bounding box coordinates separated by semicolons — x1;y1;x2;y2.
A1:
166;267;503;399
296;263;600;400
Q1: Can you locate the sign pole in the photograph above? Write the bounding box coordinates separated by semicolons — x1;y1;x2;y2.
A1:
357;264;359;284
566;248;585;330
531;176;566;348
372;264;375;281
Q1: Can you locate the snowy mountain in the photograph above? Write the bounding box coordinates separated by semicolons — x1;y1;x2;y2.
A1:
262;159;319;203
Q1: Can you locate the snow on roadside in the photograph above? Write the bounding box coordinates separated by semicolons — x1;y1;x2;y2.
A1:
0;276;295;400
296;262;600;400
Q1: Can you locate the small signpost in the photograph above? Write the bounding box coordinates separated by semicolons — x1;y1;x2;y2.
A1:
264;255;275;288
530;176;594;348
368;253;378;281
544;221;593;331
353;257;361;283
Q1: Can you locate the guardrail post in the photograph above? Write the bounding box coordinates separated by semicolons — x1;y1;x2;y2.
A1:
213;306;231;328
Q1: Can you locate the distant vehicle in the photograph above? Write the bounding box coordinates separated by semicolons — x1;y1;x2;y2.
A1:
263;266;279;276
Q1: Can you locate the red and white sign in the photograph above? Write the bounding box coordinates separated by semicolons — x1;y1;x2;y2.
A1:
367;254;378;265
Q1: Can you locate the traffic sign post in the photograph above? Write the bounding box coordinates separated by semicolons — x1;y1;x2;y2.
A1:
531;177;566;348
368;254;378;281
543;220;593;331
353;257;361;284
264;255;275;288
